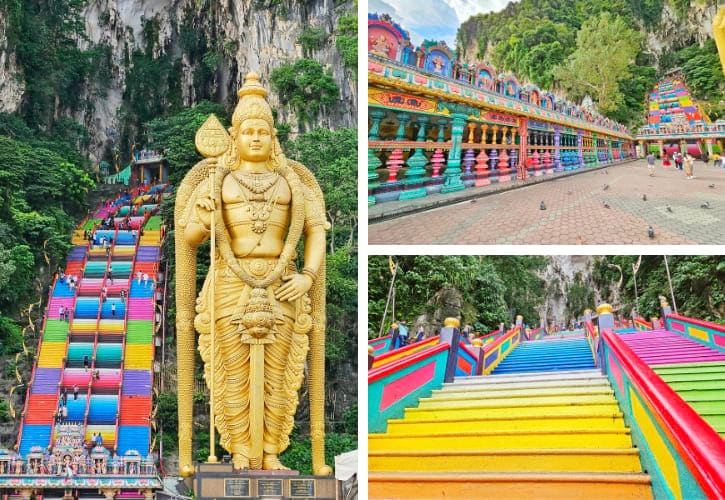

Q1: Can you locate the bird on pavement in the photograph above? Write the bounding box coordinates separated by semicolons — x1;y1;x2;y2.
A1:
603;201;610;209
648;226;655;238
642;194;647;201
708;184;716;188
540;201;546;210
701;201;711;209
666;206;673;213
603;184;609;191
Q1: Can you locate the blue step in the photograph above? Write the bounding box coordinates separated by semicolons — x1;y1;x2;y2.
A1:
87;395;119;424
117;425;149;455
129;281;154;298
65;395;88;420
18;424;52;457
492;339;596;374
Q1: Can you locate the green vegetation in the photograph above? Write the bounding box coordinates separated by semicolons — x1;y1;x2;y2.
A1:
336;13;358;71
368;256;547;335
298;26;328;54
271;59;340;124
593;256;725;323
554;13;642;114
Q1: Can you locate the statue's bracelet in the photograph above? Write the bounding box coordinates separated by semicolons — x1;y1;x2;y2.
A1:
301;267;318;281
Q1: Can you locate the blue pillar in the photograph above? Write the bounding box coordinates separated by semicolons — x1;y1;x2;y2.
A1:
441;113;467;193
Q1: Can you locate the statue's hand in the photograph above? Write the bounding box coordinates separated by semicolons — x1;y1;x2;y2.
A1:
195;195;215;229
275;274;313;302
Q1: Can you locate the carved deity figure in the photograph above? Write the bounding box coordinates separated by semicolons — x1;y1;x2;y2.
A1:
369;33;393;57
175;73;331;475
431;55;445;73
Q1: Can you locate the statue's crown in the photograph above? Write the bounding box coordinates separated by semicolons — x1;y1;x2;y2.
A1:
232;72;273;129
238;72;268;99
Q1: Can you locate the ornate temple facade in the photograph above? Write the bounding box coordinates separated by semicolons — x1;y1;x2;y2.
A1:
634;75;725;158
368;13;635;205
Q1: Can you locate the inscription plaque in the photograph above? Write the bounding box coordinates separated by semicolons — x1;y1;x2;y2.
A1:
224;478;250;498
257;478;283;497
290;478;316;498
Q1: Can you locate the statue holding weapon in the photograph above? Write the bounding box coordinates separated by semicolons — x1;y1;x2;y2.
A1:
174;72;331;476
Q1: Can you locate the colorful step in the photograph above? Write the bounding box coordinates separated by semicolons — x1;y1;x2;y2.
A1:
492;337;596;374
653;361;725;438
369;370;651;498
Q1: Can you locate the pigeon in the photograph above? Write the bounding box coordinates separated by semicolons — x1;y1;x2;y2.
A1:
642;194;647;201
648;226;655;238
666;206;673;213
470;199;477;203
567;190;573;195
603;201;610;209
709;184;716;188
603;184;609;191
604;169;609;175
701;202;711;209
540;201;546;210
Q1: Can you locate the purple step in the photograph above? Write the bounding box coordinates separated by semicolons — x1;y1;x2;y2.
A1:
31;368;62;394
619;329;725;366
122;370;152;396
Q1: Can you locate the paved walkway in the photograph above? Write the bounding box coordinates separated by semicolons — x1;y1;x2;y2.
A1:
369;159;725;245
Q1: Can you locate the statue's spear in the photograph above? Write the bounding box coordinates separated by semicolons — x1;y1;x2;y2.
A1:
195;114;231;464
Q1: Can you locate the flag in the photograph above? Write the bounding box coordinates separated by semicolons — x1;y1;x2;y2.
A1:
389;256;397;275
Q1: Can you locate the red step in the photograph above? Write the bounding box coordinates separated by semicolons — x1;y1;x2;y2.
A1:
119;396;151;425
25;395;59;423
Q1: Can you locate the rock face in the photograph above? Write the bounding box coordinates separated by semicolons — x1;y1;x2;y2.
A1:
2;0;355;161
538;255;595;326
0;10;24;113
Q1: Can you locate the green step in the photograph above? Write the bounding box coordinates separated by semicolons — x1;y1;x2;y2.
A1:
82;219;102;230
44;320;69;342
96;343;122;362
145;216;162;230
126;320;153;344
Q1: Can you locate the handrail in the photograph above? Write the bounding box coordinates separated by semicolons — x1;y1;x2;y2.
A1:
584;320;598;367
633;317;653;330
484;325;520;354
665;313;725;334
369;343;450;383
368;334;392;344
602;328;725;497
16;274;59;451
371;336;439;365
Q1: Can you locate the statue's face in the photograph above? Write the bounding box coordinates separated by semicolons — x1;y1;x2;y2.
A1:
237;118;273;162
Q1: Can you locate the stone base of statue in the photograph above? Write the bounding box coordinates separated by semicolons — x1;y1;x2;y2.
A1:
194;463;337;500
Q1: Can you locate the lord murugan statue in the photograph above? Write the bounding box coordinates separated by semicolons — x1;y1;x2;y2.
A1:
174;72;331;476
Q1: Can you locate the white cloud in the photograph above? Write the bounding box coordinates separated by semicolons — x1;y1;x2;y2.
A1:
369;0;510;46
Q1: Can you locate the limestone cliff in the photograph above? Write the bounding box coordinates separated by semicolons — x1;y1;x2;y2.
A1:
1;0;356;161
0;10;24;113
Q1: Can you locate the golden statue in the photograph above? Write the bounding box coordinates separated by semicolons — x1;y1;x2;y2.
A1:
714;8;725;78
174;72;331;476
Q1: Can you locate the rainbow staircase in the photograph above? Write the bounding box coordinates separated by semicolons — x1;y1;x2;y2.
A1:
369;338;653;498
617;328;725;437
17;191;164;460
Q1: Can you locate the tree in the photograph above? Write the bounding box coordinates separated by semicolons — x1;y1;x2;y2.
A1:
553;12;642;114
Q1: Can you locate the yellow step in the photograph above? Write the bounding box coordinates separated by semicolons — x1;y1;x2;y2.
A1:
72;319;97;332
124;344;153;369
404;402;620;421
386;413;627;434
38;342;66;367
417;394;618;410
430;385;614;402
438;377;611;395
369;472;653;499
369;449;644;474
369;429;633;451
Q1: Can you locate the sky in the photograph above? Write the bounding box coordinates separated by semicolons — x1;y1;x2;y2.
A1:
368;0;511;47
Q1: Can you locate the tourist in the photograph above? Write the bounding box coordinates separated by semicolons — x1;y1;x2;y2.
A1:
120;289;126;304
398;320;409;346
713;152;722;169
111;302;116;317
61;387;68;406
83;355;89;371
646;152;655;176
59;305;65;319
73;384;79;400
107;265;113;284
675;152;684;170
684;153;695;179
703;152;709;166
142;272;149;287
137;270;142;284
92;369;100;381
415;326;425;342
61;405;67;422
662;154;671;167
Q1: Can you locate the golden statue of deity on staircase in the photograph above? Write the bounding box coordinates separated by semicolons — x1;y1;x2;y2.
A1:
174;72;331;476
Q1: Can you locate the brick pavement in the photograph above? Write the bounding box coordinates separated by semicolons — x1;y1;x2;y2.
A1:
368;159;725;245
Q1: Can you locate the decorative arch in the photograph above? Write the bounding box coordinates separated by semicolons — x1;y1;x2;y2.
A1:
501;74;520;99
421;41;455;77
474;63;496;91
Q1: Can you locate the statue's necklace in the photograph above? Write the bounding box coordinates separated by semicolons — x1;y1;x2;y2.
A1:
234;171;279;194
234;172;281;234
